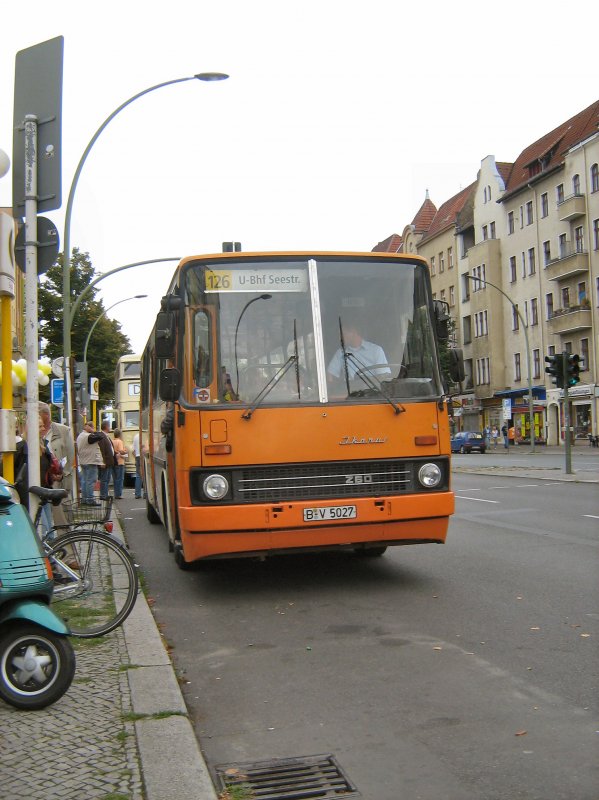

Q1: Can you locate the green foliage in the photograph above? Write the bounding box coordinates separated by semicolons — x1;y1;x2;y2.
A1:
38;249;132;406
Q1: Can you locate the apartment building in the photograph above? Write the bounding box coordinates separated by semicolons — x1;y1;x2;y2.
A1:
374;99;599;444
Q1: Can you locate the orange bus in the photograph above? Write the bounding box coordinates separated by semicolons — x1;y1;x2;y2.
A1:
140;251;462;569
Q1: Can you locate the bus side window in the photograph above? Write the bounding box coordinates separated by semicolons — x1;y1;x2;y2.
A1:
193;310;211;388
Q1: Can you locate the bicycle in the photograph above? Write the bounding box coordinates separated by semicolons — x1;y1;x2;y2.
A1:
30;486;139;639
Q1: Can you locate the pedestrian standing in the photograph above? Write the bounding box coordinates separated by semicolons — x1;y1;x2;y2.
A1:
76;422;103;505
112;429;127;499
97;421;117;500
132;432;143;499
39;402;75;525
491;425;499;448
501;423;509;450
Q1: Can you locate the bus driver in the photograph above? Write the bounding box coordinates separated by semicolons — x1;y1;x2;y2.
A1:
327;322;391;383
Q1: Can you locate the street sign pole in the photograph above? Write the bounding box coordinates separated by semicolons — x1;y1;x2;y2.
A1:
24;116;41;499
562;352;573;475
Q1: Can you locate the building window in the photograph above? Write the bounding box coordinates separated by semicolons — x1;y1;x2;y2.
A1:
557;183;564;204
548;344;556;359
508;211;515;234
592;163;599;193
594;219;599;250
462;274;471;301
562;287;570;308
531;297;538;326
472;264;486;290
474;310;488;337
573;174;580;195
581;338;589;371
490;221;496;239
514;353;521;383
482;225;488;241
430;256;435;275
541;192;548;217
559;233;567;258
577;281;586;303
440;288;446;302
463;316;472;344
519;206;524;228
449;285;455;306
546;292;553;319
564;341;572;355
526;200;534;224
575;226;584;253
448;247;453;269
543;240;551;265
512;304;520;331
521;251;526;279
528;247;536;275
439;252;445;272
509;256;517;283
476;357;490;386
533;349;540;380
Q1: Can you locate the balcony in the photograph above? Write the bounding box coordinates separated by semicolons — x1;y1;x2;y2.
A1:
547;305;592;335
557;193;586;221
545;248;589;281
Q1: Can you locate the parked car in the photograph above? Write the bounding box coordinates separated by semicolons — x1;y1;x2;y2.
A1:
450;431;486;454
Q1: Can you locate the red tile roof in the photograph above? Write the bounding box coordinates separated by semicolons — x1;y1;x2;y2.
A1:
372;233;403;252
411;196;437;234
503;100;599;197
419;183;476;244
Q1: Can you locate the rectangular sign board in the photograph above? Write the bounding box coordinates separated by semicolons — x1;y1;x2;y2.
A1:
51;378;64;406
13;36;63;217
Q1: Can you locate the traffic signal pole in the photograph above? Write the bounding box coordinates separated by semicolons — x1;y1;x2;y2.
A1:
562;352;573;475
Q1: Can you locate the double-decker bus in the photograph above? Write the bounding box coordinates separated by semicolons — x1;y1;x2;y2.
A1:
141;252;462;568
114;354;141;484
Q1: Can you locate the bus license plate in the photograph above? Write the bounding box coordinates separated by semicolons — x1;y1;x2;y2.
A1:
303;505;357;522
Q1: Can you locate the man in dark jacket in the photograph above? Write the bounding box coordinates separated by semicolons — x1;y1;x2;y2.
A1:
97;421;116;500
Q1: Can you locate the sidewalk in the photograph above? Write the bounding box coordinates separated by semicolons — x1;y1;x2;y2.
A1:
452;443;599;483
0;510;217;800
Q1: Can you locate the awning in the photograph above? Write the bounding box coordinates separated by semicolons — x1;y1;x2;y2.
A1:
494;386;546;400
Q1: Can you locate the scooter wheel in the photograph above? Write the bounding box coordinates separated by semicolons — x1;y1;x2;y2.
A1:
0;623;76;710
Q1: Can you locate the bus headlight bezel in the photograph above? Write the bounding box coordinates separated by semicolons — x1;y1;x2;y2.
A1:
202;473;229;501
417;462;442;489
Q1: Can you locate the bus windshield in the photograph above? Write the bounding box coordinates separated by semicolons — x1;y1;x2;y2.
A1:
184;257;443;406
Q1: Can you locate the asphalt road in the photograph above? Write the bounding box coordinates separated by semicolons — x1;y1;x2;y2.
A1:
122;469;599;800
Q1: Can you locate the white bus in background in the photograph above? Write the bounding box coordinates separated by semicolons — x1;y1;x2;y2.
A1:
114;354;141;485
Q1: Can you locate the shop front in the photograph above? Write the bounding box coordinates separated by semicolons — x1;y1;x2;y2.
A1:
494;387;547;445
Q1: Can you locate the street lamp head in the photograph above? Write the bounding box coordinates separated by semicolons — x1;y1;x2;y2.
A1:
194;72;229;82
134;294;148;299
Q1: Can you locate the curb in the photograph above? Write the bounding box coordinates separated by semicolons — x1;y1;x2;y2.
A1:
116;517;219;800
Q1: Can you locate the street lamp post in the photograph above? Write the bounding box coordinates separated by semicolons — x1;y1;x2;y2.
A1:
464;274;535;453
82;294;147;365
61;72;229;430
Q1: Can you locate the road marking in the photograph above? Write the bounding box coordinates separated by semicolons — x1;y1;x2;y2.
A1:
583;514;599;519
456;496;500;504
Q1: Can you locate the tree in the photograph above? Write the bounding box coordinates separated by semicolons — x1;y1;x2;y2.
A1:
38;249;132;407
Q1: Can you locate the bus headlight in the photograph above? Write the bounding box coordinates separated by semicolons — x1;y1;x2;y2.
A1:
203;474;229;500
418;463;442;489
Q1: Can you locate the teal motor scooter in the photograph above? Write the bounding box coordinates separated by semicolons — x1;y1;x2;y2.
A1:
0;478;75;709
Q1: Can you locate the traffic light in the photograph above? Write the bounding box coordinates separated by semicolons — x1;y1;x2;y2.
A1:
545;353;564;388
565;353;580;387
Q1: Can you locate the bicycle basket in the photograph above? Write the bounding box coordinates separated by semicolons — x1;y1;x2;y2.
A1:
63;496;113;524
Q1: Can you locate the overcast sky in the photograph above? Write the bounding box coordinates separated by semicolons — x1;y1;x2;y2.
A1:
1;0;598;355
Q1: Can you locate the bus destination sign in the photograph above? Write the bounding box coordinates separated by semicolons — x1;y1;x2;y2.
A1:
205;268;307;293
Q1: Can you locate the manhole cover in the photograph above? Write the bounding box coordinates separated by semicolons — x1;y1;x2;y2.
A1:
215;753;360;798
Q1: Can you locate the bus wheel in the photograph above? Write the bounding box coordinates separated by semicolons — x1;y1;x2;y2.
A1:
174;542;191;570
354;546;387;557
146;498;161;525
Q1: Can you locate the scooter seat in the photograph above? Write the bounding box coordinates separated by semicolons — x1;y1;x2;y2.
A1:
29;486;69;506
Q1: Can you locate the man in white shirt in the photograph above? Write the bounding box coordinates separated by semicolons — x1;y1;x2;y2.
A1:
327;323;391;384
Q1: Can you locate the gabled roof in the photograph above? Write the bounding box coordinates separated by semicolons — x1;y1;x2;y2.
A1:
502;99;599;198
411;195;437;234
496;161;513;186
372;233;403;253
419;183;476;244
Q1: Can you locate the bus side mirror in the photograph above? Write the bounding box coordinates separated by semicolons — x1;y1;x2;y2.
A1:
155;312;176;358
159;368;181;401
448;349;465;383
434;299;450;341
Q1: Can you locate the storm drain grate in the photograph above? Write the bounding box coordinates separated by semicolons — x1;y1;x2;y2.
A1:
215;753;360;798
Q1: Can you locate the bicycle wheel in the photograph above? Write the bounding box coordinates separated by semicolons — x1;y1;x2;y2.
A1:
48;530;138;638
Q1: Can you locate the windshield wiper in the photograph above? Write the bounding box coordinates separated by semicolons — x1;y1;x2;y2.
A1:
344;351;405;415
241;356;297;420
